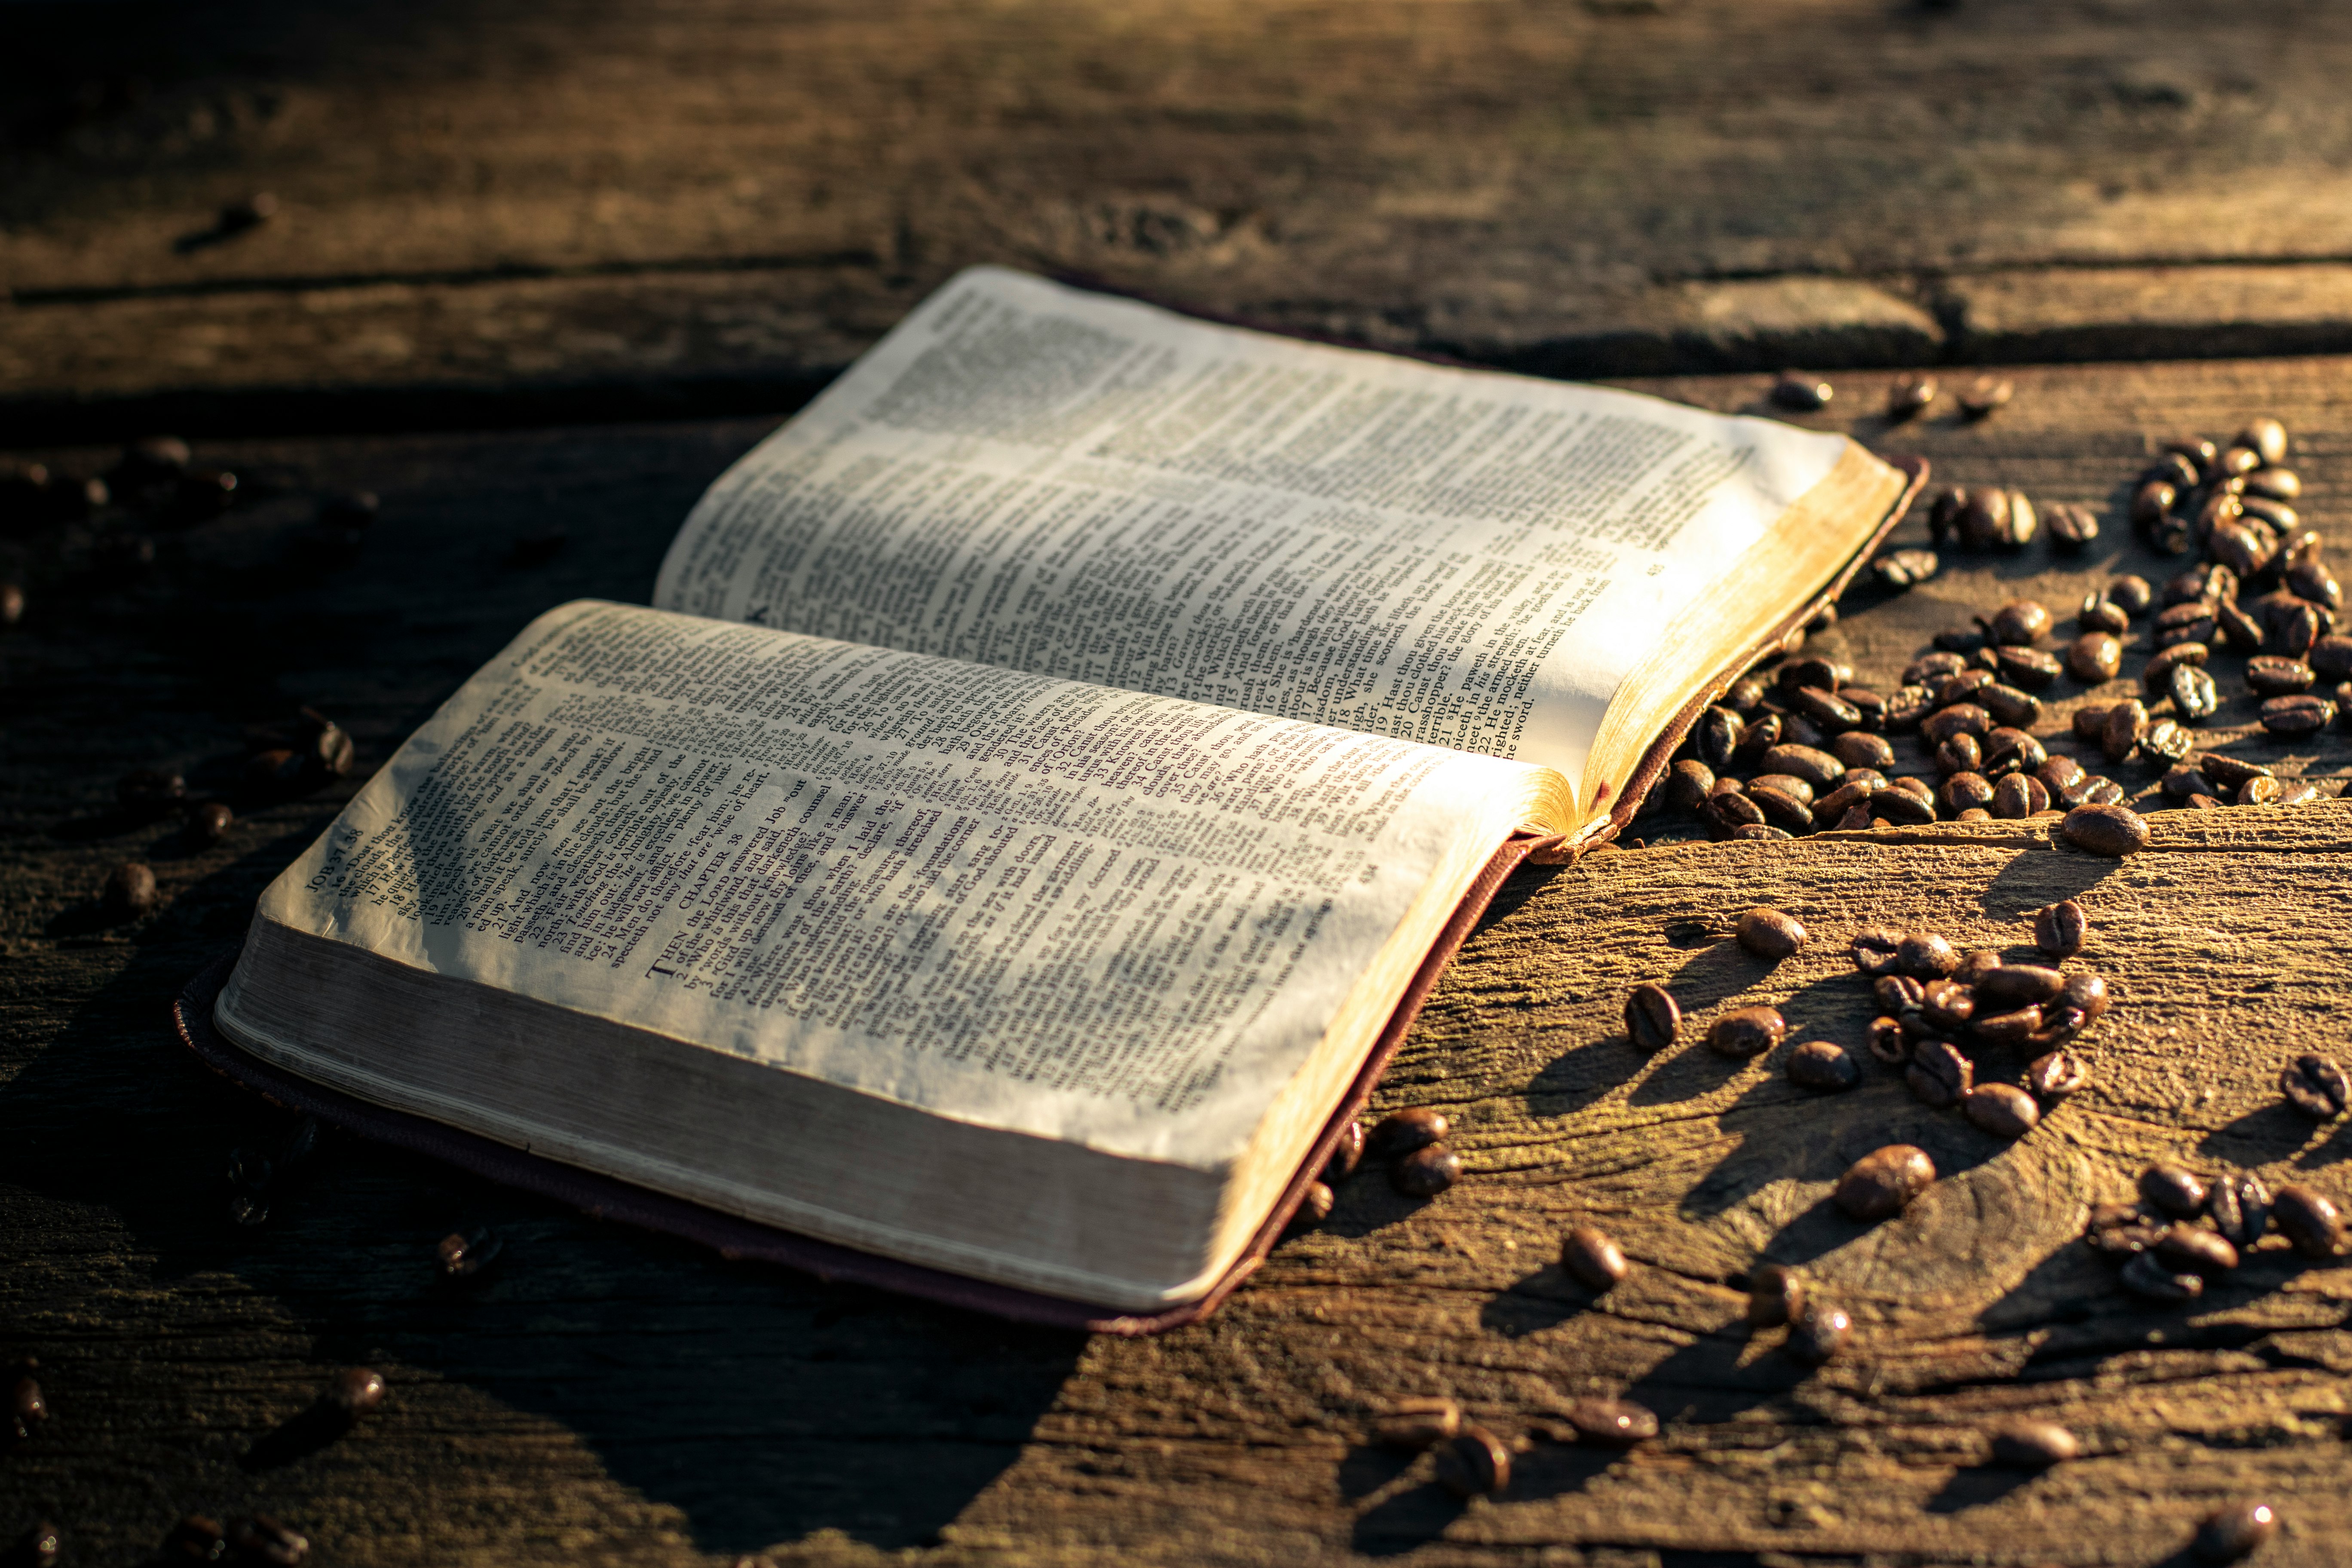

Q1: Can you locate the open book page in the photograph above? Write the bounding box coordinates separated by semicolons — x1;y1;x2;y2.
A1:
229;600;1561;1172
655;266;1861;796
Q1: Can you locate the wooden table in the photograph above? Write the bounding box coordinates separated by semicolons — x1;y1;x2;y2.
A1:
8;5;2352;1565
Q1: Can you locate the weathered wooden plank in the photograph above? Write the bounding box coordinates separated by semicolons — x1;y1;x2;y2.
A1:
13;0;2352;428
4;354;2352;1565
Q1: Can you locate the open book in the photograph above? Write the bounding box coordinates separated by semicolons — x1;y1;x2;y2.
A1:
202;268;1916;1321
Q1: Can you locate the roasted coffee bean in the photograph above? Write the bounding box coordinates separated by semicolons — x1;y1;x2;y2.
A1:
1780;713;1825;750
2161;762;2207;799
1957;488;2011;550
1758;744;1844;792
1392;1144;1461;1197
1935;734;1983;777
1561;1225;1629;1290
2168;560;2240;612
2071;704;2112;742
1730;824;1795;842
1874;787;1936;825
1941;772;1995;815
435;1226;503;1279
2086;1201;2167;1258
2156;603;2215;649
2063;631;2120;684
2313;635;2352;682
1975;965;2062;1011
2309;568;2352;617
1921;703;1993;748
2276;781;2324;805
2237;776;2281;806
2060;970;2110;1024
2169;663;2220;721
1962;1083;2040;1138
1291;1180;1335;1227
1325;1120;1365;1182
2036;754;2087;796
1375;1396;1461;1449
2247;655;2315;696
325;1367;387;1418
2141;1163;2208;1219
1974;1006;2043;1048
2239;416;2290;466
2208;1173;2270;1250
1697;706;1745;770
1988;600;2049;645
185;799;234;846
1747;772;1813;805
1708;1006;1787;1059
1934;623;1989;653
2099;700;2147;764
2045;502;2099;550
2025;1049;2089;1102
2267;600;2323;658
2031;899;2087;959
1837;1145;1936;1222
2248;466;2301;502
1957;375;2012;420
1918;979;1975;1035
1786;1039;1860;1093
102;861;157;921
1725;677;1768;712
116;766;186;817
222;1515;306;1568
2079;594;2131;637
1770;373;1832;411
2271;1184;2343;1259
2199;754;2272;792
2064;773;2125;808
1665;762;1721;818
2120;1250;2203;1302
2280;1054;2350;1119
1874;548;1940;590
1850;929;1902;976
2154;1224;2238;1277
2143;642;2210;700
1813;782;1875;823
1624;984;1680;1054
1435;1425;1510;1497
1746;786;1811;832
2260;693;2335;736
1841;686;1887;730
1746;1262;1804;1326
2215;598;2265;652
1904;651;1970;685
1951;949;2001;987
1565;1397;1657;1447
1370;1107;1450;1160
1884;374;1936;420
1829;732;1895;773
1988;1420;2077;1467
2192;1502;2277;1564
1991;775;2048;819
1991;646;2060;691
2108;574;2154;615
1982;728;2046;779
1979;683;2041;729
1929;489;1963;543
2131;478;2178;530
2138;718;2193;766
1865;1016;1909;1065
1735;907;1807;961
2062;803;2148;857
1776;655;1842;694
1875;972;1926;1016
1785;1300;1852;1366
1894;932;1957;979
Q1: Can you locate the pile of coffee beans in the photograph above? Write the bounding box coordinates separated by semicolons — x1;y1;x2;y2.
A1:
1634;413;2346;850
2086;1165;2343;1304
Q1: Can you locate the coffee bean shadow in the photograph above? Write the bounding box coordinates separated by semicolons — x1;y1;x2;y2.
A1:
1978;845;2124;921
2198;1101;2329;1167
2;847;1086;1557
1618;942;1802;1110
1521;1033;1648;1121
1922;1464;2034;1515
1348;1476;1468;1556
1473;1261;1609;1340
2291;1115;2352;1170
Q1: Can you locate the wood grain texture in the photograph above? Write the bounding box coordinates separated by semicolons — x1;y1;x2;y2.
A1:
4;355;2352;1565
13;0;2352;430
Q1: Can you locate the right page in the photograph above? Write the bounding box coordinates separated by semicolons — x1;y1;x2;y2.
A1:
656;266;1901;810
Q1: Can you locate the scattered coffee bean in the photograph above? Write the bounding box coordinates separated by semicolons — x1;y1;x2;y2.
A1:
2106;574;2153;614
1326;1119;1365;1182
2270;1184;2343;1259
2169;663;2220;721
2215;598;2265;652
2100;700;2147;764
2237;776;2280;806
1786;1039;1860;1093
2246;655;2315;695
1565;1396;1657;1447
1897;931;1959;979
1707;1006;1787;1059
2045;502;2099;550
1919;979;1975;1035
2280;1054;2349;1119
224;1515;307;1567
1771;374;1832;411
102;861;158;921
2064;632;2120;684
325;1367;386;1418
1976;965;2063;1011
2207;1173;2269;1250
2024;1050;2089;1102
2249;466;2301;502
2119;1250;2204;1302
1747;1261;1804;1327
2086;1202;2167;1259
435;1226;503;1279
1835;1144;1936;1221
1957;376;2013;420
1874;548;1941;590
1785;1300;1852;1365
185;799;234;846
1830;731;1896;772
1376;1396;1462;1449
2154;1223;2238;1277
2200;754;2273;792
1735;907;1806;960
1988;1420;2077;1467
1759;743;1845;792
1865;1016;1909;1065
1963;1084;2040;1138
1624;984;1679;1054
1989;600;2049;645
1885;375;1936;420
1434;1424;1511;1497
2061;802;2148;857
1729;824;1794;842
2192;1502;2277;1564
1748;785;1813;832
1392;1144;1461;1198
2260;692;2335;737
1292;1180;1335;1227
1561;1225;1629;1291
2140;1163;2208;1219
1666;760;1715;812
2030;900;2086;959
1369;1107;1449;1159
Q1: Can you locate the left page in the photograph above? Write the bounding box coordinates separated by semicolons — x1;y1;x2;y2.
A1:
654;266;1884;793
224;601;1562;1172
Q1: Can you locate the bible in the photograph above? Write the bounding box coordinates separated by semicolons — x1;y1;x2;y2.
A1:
192;267;1920;1329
